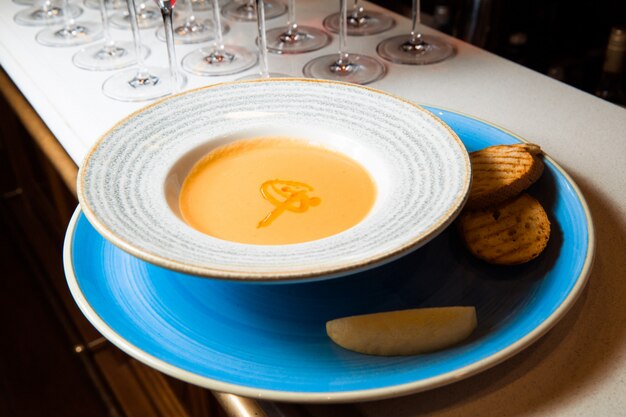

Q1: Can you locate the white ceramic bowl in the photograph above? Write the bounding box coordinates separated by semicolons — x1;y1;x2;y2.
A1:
77;79;471;282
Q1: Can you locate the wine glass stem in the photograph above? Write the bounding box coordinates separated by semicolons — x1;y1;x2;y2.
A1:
100;0;115;48
350;0;362;19
410;0;422;43
256;0;269;77
285;0;297;35
184;0;195;23
337;0;350;66
61;0;75;31
127;0;150;78
161;6;181;93
211;0;225;50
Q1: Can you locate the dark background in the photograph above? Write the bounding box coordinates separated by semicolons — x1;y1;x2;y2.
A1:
381;0;626;101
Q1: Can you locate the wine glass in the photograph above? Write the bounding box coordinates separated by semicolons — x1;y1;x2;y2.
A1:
109;0;162;29
377;0;454;64
303;0;385;85
221;0;285;22
182;0;256;76
155;0;229;44
36;0;103;47
323;0;394;36
265;0;331;54
154;0;187;91
73;0;149;70
103;0;185;101
239;0;289;79
15;0;82;26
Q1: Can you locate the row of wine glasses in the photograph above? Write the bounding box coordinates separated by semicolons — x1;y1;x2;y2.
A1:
13;0;455;101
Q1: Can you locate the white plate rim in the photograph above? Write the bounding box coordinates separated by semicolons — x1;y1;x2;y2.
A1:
76;79;472;281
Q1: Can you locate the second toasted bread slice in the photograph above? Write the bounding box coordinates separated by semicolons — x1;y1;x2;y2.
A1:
458;193;551;265
466;143;544;209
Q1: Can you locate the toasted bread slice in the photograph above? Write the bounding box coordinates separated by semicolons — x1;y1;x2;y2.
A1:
458;193;550;265
466;143;544;209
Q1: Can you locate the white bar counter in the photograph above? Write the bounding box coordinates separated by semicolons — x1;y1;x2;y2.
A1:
1;1;625;416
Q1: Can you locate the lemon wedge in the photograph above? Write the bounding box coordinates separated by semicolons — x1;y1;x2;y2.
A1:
326;306;477;356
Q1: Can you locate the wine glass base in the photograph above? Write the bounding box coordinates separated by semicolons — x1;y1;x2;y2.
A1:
323;10;394;36
83;0;126;10
303;53;386;85
190;0;229;11
36;21;103;47
265;26;331;54
182;45;257;76
73;42;150;71
222;0;286;21
155;19;230;44
14;4;83;26
102;67;187;102
377;34;454;65
237;72;291;80
109;7;162;30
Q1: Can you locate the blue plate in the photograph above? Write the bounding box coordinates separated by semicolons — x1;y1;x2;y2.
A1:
64;108;594;403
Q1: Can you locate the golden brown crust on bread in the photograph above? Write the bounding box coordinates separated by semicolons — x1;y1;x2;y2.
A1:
466;144;544;210
458;193;551;265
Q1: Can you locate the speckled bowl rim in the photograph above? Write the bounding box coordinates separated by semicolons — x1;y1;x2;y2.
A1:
76;79;472;282
65;108;595;403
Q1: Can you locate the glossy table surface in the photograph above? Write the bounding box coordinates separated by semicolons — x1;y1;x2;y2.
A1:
1;0;625;416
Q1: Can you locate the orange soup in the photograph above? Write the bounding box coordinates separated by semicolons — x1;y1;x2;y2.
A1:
179;138;376;245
